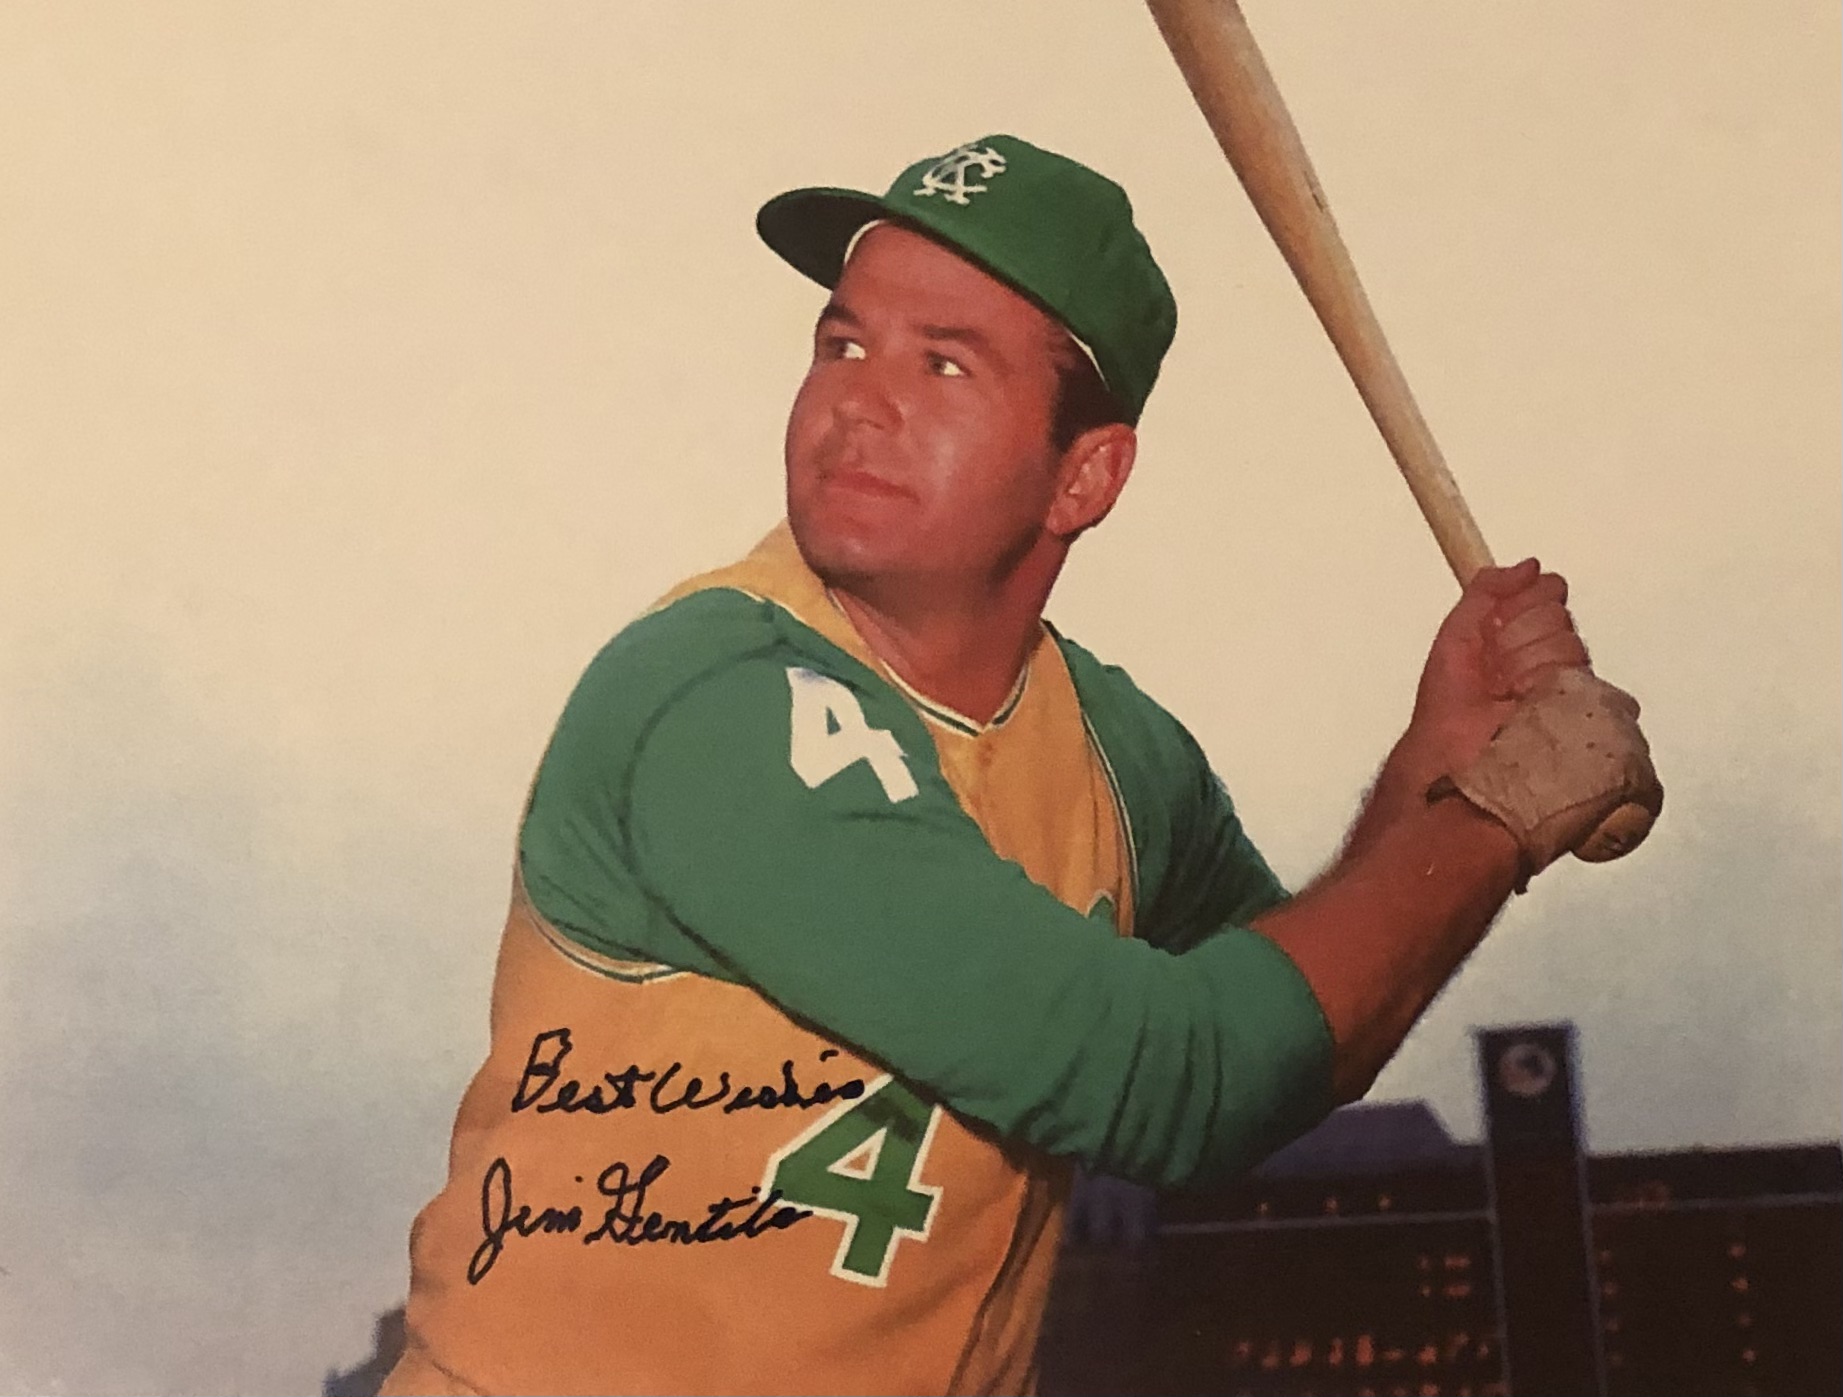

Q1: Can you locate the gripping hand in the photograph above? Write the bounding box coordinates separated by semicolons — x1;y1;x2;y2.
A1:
1436;667;1662;882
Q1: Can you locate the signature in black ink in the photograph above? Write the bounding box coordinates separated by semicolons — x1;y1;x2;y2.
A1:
467;1154;811;1283
510;1028;867;1117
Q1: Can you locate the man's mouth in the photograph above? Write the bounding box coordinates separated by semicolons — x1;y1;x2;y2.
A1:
826;467;913;501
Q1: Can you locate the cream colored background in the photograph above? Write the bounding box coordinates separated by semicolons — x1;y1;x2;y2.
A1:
2;2;1837;1392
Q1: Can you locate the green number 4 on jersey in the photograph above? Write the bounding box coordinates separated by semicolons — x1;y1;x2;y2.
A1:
762;1076;942;1287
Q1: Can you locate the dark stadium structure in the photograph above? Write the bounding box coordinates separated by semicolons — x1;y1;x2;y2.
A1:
1040;1024;1841;1397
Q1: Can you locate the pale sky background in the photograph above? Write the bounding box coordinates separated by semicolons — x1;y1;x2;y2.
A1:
1;3;1837;1393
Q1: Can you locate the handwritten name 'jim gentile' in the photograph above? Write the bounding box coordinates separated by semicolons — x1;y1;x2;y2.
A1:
468;1154;813;1284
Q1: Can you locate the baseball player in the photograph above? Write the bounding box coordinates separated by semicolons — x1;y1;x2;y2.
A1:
380;135;1657;1396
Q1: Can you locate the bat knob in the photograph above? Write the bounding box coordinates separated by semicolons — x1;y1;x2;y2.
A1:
1572;800;1657;863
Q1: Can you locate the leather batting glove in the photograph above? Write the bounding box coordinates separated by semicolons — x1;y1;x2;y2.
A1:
1431;667;1663;887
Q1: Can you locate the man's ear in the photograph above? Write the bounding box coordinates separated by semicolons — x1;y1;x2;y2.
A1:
1046;423;1137;539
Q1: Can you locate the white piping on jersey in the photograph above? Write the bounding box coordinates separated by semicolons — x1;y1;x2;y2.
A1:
706;582;1026;735
513;751;689;983
513;847;689;985
868;640;1030;738
514;773;689;982
1079;708;1141;917
531;912;689;984
821;586;1031;738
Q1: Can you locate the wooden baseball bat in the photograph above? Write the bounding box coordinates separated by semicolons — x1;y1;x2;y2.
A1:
1146;0;1491;583
1147;0;1657;861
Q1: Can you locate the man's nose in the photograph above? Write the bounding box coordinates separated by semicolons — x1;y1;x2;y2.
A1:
833;360;900;430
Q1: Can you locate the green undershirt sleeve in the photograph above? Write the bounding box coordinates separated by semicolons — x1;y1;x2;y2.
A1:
1054;632;1292;951
603;646;1332;1190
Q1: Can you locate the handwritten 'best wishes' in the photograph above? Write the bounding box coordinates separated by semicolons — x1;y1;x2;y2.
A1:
510;1027;869;1116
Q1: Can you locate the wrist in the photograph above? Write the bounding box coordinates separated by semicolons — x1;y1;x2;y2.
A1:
1382;723;1451;798
1422;788;1526;893
1340;726;1464;863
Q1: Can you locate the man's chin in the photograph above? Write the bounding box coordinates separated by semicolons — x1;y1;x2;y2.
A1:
788;516;893;592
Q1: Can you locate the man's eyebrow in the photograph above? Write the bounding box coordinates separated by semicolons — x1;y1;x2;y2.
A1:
815;303;861;332
919;324;1010;373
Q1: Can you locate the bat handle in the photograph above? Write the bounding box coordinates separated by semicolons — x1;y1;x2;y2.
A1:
1361;385;1493;586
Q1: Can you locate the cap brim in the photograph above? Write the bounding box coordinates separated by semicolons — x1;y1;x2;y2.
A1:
756;187;893;289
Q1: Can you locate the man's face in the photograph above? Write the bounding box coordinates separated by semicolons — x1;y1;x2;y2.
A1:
784;223;1068;598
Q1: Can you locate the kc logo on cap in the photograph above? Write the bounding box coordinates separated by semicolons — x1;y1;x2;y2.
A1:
912;142;1008;206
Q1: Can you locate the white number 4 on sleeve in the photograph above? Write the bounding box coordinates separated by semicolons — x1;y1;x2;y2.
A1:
786;667;918;803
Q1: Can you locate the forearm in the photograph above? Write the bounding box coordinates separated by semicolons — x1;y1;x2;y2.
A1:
1254;793;1521;1102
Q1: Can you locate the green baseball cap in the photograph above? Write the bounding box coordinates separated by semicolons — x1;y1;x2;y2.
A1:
757;134;1177;424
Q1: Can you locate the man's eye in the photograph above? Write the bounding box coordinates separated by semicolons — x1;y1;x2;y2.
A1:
929;354;967;378
823;338;866;361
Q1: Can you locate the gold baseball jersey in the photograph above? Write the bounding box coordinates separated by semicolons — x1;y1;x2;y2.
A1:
383;525;1333;1396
